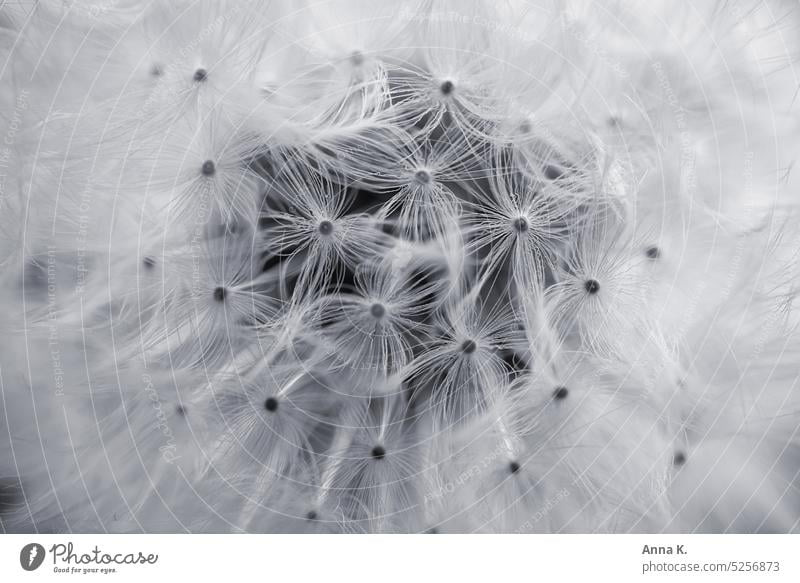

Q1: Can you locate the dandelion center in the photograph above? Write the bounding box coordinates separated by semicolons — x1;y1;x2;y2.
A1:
673;451;687;467
509;461;521;474
264;397;279;412
371;445;386;460
553;386;569;400
193;68;207;82
461;339;477;354
318;220;334;236
645;245;660;259
584;279;600;295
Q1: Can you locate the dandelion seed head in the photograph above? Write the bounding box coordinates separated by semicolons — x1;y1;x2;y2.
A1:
4;0;799;536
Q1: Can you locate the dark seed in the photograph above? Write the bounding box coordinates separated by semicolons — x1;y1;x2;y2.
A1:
461;339;477;354
544;165;563;180
415;169;432;184
350;51;364;66
213;286;227;302
201;160;216;176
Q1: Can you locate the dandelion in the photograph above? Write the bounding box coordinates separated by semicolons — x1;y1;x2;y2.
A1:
1;0;799;535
